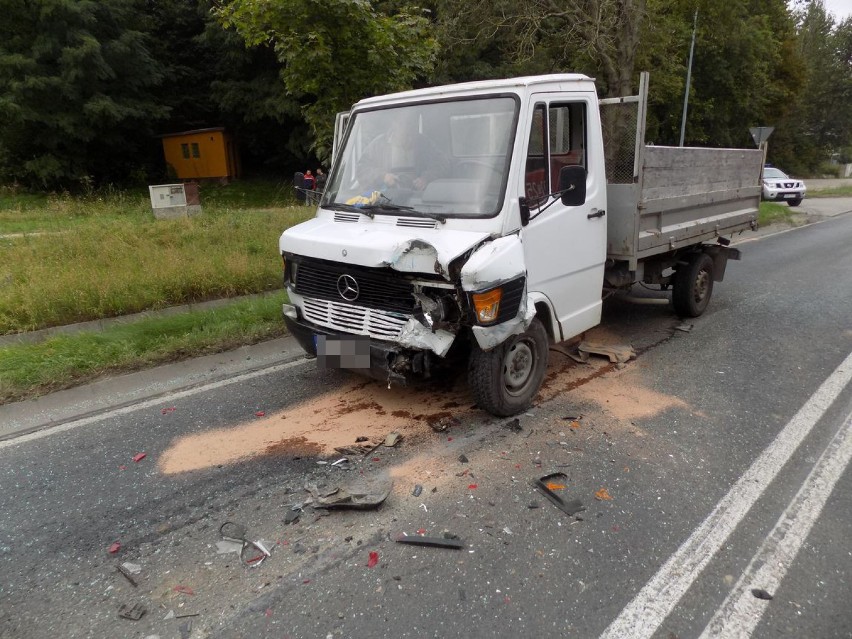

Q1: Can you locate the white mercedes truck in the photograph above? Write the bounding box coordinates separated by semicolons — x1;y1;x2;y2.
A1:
279;73;762;416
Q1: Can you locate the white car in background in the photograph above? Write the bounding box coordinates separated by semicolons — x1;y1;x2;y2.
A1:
762;166;806;206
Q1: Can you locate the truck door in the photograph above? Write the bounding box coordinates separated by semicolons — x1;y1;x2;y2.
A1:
521;97;607;341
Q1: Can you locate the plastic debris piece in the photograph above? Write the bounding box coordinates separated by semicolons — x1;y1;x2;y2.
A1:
283;510;301;525
164;610;175;620
118;602;146;620
546;482;566;491
179;619;193;639
394;534;464;549
577;341;636;364
355;436;369;442
533;473;586;517
429;416;460;432
173;585;195;596
562;415;583;421
161;406;176;415
133;453;146;463
255;411;266;417
458;454;469;464
116;564;138;587
412;484;423;497
367;551;379;568
108;542;121;554
674;323;694;333
331;458;350;469
216;540;243;555
121;562;142;575
468;484;478;490
384;432;402;447
594;487;613;501
305;477;393;510
528;501;541;509
751;588;773;600
175;612;200;619
504;418;522;432
416;528;427;535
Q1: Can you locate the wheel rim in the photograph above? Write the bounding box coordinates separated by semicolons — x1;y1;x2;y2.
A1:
693;268;710;304
503;339;536;397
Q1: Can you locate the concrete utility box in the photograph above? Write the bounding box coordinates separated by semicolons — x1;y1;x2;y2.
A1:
149;183;201;219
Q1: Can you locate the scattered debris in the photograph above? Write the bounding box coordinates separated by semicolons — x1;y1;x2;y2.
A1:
528;501;541;509
283;510;301;525
577;341;636;364
173;585;195;596
458;454;469;464
164;610;175;620
545;482;566;491
216;540;243;555
133;453;147;463
175;612;200;619
219;522;272;567
468;484;478;490
255;411;266;417
178;619;193;639
412;484;423;497
335;444;373;456
118;602;146;620
503;418;522;432
116;564;138;587
121;562;142;575
562;415;583;421
305;477;393;510
533;473;586;517
108;542;121;554
355;436;369;442
161;406;176;415
395;533;465;549
549;343;589;364
751;588;773;601
429;416;460;432
674;323;693;333
330;458;351;470
594;487;613;501
384;432;402;447
367;551;379;568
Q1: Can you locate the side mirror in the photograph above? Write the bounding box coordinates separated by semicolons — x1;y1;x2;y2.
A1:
558;165;587;206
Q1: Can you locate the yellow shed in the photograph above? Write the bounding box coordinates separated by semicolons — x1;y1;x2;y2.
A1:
160;127;240;180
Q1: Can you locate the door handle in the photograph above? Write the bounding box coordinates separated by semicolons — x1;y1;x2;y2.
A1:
587;209;606;219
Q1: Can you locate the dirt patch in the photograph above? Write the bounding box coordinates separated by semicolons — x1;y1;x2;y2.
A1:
570;367;688;422
158;377;474;474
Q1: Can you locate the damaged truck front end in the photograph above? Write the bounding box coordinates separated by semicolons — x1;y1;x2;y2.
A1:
281;233;532;394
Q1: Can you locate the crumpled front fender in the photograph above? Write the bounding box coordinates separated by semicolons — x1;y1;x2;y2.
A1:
460;235;533;351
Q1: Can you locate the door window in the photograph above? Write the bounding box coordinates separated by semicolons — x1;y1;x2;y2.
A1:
524;102;587;206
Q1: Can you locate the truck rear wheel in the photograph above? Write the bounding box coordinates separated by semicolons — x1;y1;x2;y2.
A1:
672;252;714;318
468;318;549;417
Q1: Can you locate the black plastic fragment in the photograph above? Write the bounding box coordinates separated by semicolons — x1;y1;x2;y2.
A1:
751;588;774;600
532;473;586;517
394;534;464;549
118;602;146;620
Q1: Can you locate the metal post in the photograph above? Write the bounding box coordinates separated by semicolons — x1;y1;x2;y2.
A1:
679;9;698;147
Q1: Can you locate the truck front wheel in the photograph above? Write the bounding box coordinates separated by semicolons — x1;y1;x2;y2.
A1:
468;318;549;417
672;252;714;317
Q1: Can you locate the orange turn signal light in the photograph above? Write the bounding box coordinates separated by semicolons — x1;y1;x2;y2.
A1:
472;288;502;324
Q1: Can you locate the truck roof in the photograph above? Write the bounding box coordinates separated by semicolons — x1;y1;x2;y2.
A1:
355;74;596;109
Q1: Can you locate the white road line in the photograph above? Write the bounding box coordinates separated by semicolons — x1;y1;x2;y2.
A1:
600;349;852;639
0;358;308;450
699;409;852;638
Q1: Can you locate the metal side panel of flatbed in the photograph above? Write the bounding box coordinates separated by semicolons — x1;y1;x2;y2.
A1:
606;146;763;269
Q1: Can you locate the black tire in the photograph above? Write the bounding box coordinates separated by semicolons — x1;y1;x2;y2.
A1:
787;198;802;207
672;252;714;318
468;318;549;417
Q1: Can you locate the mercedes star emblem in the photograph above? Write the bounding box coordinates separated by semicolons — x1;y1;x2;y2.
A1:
336;274;359;302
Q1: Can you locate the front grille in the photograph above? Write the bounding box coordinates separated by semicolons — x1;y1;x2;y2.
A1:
295;260;417;314
302;297;407;339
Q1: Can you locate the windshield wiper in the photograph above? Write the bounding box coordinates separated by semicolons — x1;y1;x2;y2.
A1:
323;202;375;218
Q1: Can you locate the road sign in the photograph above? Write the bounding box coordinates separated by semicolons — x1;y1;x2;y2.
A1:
750;126;774;146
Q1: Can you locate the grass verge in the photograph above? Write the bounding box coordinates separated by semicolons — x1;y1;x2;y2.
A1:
808;185;852;198
0;292;289;405
758;201;797;227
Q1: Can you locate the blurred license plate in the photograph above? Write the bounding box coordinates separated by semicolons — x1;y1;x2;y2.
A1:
783;193;795;198
315;335;370;369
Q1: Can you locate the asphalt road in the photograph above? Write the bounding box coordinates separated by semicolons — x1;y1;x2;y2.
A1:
1;205;850;639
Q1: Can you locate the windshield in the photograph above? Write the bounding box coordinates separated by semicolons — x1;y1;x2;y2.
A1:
763;167;788;179
322;97;518;218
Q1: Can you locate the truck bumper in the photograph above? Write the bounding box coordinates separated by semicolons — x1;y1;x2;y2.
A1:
283;304;439;386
